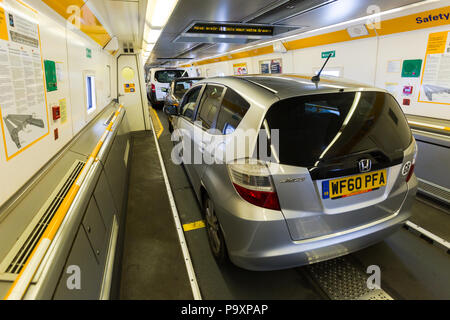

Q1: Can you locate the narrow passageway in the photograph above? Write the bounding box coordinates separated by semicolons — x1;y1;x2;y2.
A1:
120;131;193;299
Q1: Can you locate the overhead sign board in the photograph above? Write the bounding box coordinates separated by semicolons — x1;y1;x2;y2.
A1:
187;23;273;36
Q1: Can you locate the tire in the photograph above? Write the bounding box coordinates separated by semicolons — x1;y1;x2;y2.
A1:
203;193;228;265
149;92;158;107
153;102;163;110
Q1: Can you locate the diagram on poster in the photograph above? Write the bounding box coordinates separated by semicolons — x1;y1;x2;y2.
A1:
0;1;49;160
418;31;450;104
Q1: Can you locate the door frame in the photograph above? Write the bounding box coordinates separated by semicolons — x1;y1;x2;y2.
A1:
116;54;150;130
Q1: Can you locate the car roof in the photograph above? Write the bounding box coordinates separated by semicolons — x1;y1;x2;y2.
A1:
200;74;385;102
151;68;184;73
173;77;204;82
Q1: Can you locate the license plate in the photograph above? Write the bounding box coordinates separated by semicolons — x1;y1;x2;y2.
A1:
322;169;387;200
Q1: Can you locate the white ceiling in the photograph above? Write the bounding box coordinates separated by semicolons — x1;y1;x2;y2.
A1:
85;0;147;49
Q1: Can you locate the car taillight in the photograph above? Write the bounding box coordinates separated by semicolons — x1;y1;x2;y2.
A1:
151;84;156;92
406;140;418;183
406;164;415;182
227;159;280;211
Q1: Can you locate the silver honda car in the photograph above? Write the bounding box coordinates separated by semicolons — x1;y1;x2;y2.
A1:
167;74;418;271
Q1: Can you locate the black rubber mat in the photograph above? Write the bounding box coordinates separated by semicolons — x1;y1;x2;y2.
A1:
119;131;193;300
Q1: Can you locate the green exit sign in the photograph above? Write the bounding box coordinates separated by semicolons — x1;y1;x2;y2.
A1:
322;50;335;58
86;48;92;58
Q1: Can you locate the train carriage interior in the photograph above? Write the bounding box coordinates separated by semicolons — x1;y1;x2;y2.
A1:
0;0;449;308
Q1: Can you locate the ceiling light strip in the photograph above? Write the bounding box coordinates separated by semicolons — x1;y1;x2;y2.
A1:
142;0;179;61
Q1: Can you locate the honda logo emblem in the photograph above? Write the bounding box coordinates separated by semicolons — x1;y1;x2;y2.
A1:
359;159;372;173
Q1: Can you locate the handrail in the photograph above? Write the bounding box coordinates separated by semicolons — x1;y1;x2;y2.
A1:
4;105;124;300
408;120;450;134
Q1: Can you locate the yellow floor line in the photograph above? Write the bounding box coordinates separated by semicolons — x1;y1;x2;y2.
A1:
149;107;164;139
183;220;206;232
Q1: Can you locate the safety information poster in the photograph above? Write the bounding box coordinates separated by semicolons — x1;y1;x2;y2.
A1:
259;59;282;74
0;1;49;160
418;31;450;105
233;63;248;75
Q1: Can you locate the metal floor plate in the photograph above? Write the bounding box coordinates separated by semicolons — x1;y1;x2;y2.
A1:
305;256;393;300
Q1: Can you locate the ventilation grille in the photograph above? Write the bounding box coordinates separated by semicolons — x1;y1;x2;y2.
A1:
418;179;450;205
123;42;134;54
0;160;85;278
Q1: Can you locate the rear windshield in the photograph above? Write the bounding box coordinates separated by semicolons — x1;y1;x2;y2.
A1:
264;91;412;167
154;70;184;83
173;79;201;98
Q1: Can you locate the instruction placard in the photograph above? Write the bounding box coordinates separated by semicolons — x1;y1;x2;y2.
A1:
0;0;49;160
124;83;135;93
418;31;450;104
233;63;248;75
59;98;67;124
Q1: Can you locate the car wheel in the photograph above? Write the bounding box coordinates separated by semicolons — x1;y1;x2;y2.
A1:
153;102;163;110
203;194;228;265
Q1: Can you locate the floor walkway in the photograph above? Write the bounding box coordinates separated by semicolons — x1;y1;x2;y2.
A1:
119;131;193;299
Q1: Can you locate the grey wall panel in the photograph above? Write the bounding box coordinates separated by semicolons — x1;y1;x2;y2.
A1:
53;228;101;300
70;105;118;157
0;104;130;299
0;151;87;263
23;161;104;300
102;124;129;215
82;197;108;267
415;140;450;189
94;167;118;231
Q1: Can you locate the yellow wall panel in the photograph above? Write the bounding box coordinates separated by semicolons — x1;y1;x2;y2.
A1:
377;6;450;36
42;0;111;47
79;5;111;47
41;0;85;19
425;31;449;54
284;28;376;51
0;6;8;41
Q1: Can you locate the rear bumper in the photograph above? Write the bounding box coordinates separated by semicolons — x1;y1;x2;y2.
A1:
216;177;417;271
230;209;410;271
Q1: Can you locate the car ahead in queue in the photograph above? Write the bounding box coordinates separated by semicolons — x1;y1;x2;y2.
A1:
166;74;418;271
147;68;185;108
163;77;204;132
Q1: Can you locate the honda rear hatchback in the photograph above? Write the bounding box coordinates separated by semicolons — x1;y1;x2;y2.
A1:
171;75;418;271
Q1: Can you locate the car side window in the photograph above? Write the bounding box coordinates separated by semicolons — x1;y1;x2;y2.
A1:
196;85;224;130
216;88;250;134
180;86;202;121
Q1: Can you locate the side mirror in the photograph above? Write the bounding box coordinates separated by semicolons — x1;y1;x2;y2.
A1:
164;105;178;116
